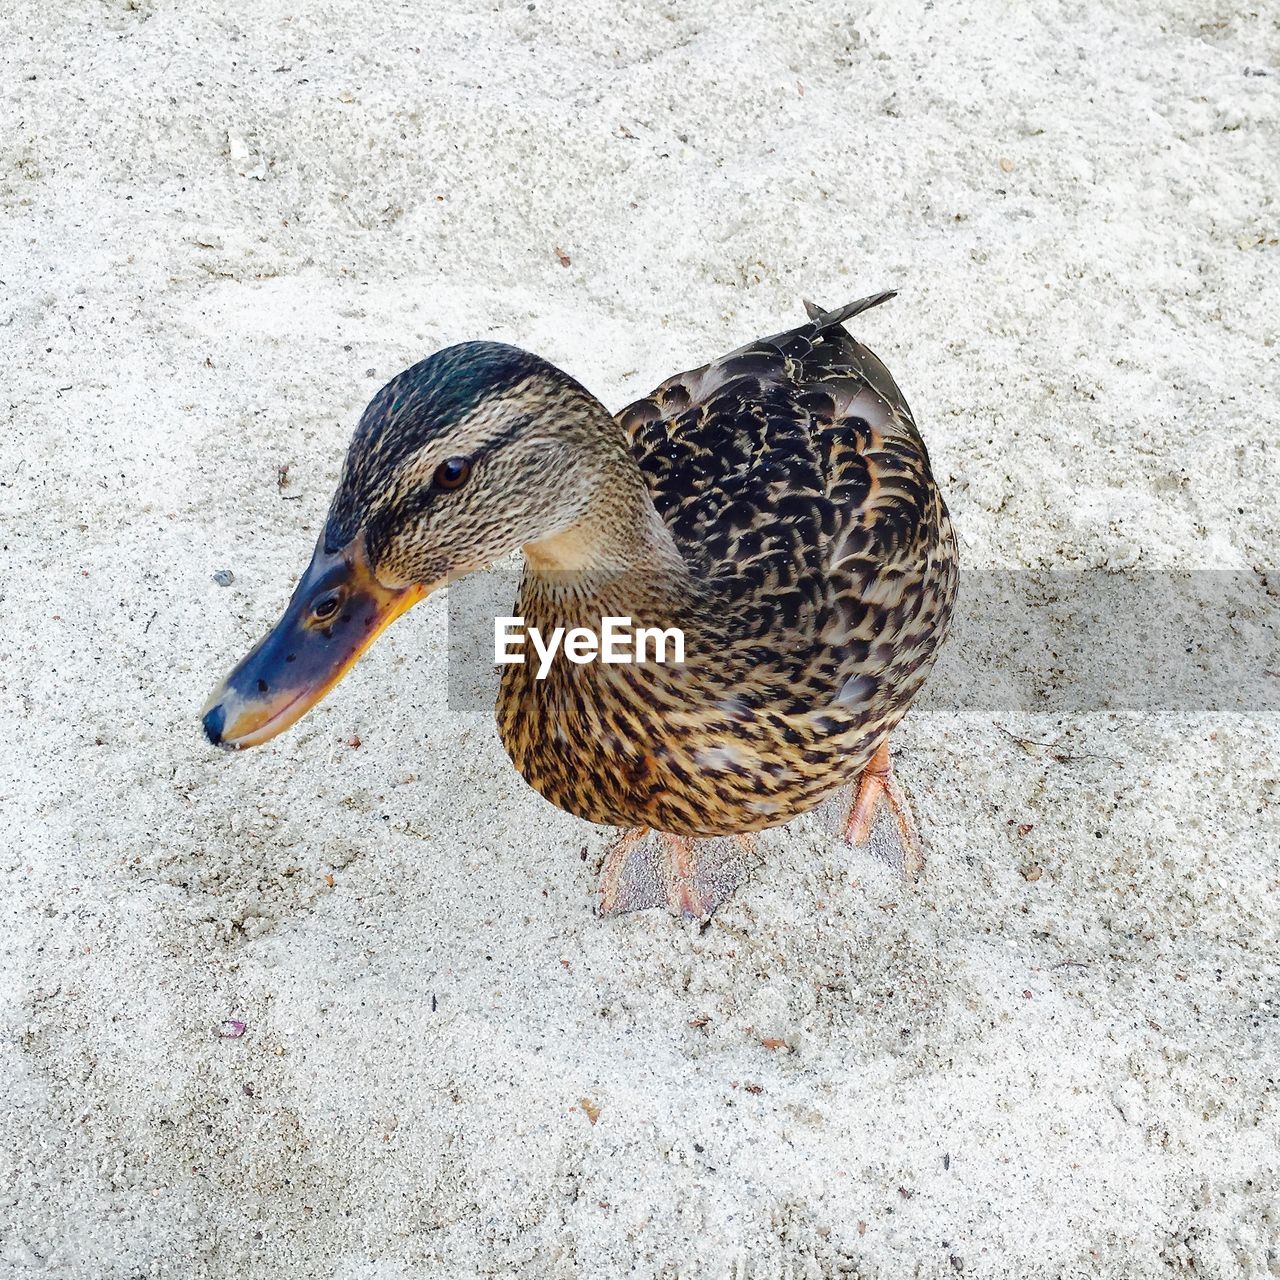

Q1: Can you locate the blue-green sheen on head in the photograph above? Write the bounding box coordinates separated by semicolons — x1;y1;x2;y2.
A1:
326;342;550;549
322;341;623;587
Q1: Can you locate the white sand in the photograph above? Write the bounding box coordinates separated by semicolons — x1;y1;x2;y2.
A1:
3;1;1279;1276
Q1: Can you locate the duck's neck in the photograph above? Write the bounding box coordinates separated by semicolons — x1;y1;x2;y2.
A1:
522;425;692;609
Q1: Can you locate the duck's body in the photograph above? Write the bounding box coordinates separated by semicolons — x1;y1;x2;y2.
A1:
499;295;956;837
204;293;958;918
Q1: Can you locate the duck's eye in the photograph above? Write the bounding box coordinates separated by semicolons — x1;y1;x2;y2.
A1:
434;456;472;491
311;590;344;623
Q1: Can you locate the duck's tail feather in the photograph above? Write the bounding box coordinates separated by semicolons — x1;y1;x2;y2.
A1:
802;291;897;331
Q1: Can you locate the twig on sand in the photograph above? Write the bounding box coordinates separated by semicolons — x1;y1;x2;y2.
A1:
994;723;1120;764
994;723;1056;752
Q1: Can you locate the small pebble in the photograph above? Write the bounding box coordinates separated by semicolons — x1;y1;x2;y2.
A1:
212;570;234;587
215;1019;247;1038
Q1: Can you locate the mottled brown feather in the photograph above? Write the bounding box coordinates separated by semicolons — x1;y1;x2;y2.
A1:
497;297;958;835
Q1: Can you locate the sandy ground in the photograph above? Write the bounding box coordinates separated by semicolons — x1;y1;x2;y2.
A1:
3;1;1279;1277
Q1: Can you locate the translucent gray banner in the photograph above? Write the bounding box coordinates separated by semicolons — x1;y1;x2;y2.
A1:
444;570;1279;716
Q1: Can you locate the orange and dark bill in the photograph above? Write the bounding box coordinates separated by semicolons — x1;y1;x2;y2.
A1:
201;534;427;750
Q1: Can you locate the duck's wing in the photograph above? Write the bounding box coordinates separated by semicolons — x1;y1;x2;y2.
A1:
616;292;938;584
616;295;956;727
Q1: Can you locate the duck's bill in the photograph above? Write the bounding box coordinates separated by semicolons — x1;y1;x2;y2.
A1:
201;535;429;750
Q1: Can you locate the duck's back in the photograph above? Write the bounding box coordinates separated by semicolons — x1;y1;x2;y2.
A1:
617;296;956;728
618;295;942;585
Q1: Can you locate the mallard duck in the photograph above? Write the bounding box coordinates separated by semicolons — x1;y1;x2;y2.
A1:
202;293;958;918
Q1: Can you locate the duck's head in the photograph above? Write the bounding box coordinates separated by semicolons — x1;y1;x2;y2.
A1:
201;341;621;749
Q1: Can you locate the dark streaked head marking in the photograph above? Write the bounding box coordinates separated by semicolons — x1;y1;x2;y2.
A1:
324;341;584;551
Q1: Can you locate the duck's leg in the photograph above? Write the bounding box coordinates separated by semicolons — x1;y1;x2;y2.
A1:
598;826;650;915
843;740;925;878
598;829;753;920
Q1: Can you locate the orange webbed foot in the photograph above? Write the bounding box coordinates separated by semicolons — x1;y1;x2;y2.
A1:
842;740;925;878
598;828;754;920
